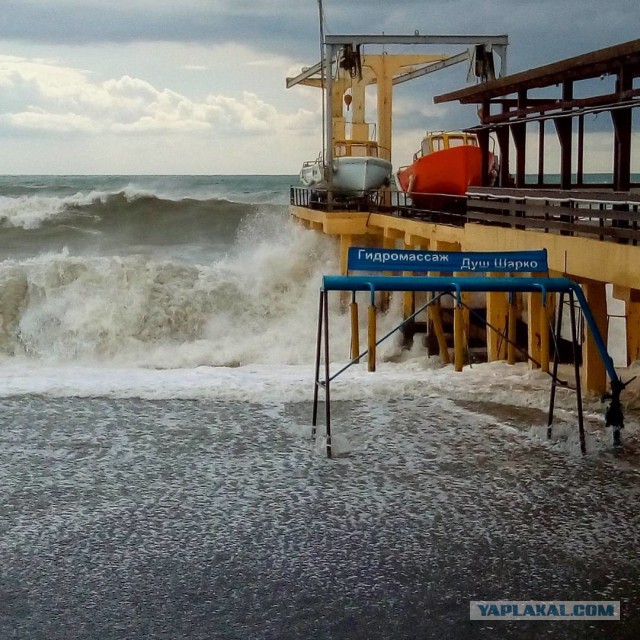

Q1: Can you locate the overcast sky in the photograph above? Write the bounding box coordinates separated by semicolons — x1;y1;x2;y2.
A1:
0;0;637;175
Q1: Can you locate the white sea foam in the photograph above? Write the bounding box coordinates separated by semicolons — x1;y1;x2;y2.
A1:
0;213;408;367
0;187;154;229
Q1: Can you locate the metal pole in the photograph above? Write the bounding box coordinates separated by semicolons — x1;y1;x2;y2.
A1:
350;292;360;360
454;302;464;372
312;289;324;438
569;292;586;455
367;303;377;372
324;43;334;209
323;290;332;457
548;292;564;438
508;292;517;365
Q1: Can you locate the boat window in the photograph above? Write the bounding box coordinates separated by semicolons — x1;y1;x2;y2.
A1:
335;143;347;157
448;136;465;148
334;141;379;158
431;136;445;152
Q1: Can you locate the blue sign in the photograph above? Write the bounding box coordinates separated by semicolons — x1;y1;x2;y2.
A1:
347;247;548;273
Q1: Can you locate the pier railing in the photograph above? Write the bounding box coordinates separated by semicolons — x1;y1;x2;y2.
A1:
466;187;640;245
289;186;466;217
290;185;640;244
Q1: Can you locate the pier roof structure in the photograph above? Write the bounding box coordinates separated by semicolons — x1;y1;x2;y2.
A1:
434;39;640;191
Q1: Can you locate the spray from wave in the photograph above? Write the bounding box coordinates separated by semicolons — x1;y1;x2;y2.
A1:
0;209;397;368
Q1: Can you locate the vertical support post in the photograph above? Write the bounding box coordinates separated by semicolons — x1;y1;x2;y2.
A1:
581;280;608;394
577;114;585;186
323;43;334;210
312;289;325;438
486;284;508;361
539;301;550;373
402;289;415;322
368;302;377;372
548;292;565;439
454;300;464;372
322;289;332;458
477;127;490;185
402;234;415;326
556;115;573;190
350;293;360;360
625;297;640;364
429;295;451;364
569;292;586;455
612;65;632;192
496;125;510;187
527;291;542;369
339;234;352;275
508;292;517;365
511;120;527;188
537;120;545;186
381;231;395;311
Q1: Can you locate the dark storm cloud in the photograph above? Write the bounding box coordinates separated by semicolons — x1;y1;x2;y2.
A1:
0;1;319;53
0;0;640;64
1;0;637;72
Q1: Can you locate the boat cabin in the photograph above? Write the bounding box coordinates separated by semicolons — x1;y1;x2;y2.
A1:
334;139;388;159
417;132;479;160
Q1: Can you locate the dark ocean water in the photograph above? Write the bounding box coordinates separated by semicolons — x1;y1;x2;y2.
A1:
1;175;639;639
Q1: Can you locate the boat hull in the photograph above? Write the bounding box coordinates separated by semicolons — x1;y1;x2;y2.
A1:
300;156;392;194
397;145;485;206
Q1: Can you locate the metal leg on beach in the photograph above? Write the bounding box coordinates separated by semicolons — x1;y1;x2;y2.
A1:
323;290;332;458
548;292;564;439
312;290;324;439
569;292;586;455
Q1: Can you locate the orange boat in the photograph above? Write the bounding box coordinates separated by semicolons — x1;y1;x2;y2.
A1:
397;131;495;208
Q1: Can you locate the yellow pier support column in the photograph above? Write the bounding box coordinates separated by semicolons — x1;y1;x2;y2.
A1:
350;297;360;361
486;275;509;361
527;291;542;369
402;234;416;322
581;280;608;394
375;230;397;311
626;299;640;364
614;286;640;365
437;240;466;368
339;234;353;311
339;234;353;275
422;240;456;364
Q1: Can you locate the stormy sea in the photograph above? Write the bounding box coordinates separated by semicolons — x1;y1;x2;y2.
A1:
1;174;639;639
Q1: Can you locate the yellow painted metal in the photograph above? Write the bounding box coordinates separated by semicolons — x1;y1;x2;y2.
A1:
581;280;608;394
464;225;640;291
486;285;508;361
626;300;640;364
350;301;360;360
289;205;640;389
430;298;451;365
402;235;416;321
368;304;377;372
339;234;352;275
527;292;542;369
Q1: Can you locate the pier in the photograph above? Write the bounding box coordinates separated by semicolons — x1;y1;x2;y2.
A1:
289;37;640;396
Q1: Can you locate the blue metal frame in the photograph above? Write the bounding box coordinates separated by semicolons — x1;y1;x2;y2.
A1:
313;275;627;457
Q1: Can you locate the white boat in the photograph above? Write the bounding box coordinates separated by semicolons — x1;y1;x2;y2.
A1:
300;140;392;195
